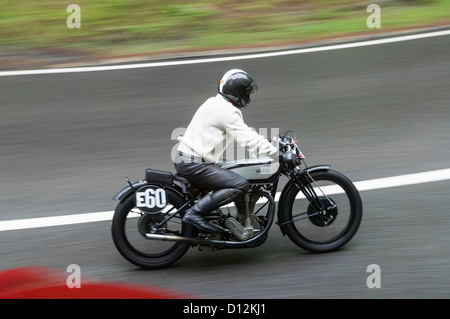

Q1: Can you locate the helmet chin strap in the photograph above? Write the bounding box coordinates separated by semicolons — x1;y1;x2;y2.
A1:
239;99;250;110
219;92;244;108
218;93;251;110
219;92;250;110
218;92;233;104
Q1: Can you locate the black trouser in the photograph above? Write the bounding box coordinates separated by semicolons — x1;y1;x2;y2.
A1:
174;152;249;213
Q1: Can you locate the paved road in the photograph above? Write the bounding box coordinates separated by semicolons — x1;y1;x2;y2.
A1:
1;32;450;298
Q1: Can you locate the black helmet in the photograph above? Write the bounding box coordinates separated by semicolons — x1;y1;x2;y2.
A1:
218;69;258;110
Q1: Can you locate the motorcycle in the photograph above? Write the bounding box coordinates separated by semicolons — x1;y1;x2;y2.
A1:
111;131;363;269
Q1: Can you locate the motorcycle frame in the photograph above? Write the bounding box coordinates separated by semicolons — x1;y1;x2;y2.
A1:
113;164;331;242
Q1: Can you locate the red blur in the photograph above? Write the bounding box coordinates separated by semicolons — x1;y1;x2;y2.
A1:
0;266;195;299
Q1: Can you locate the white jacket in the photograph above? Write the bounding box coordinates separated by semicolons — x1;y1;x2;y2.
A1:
178;94;277;163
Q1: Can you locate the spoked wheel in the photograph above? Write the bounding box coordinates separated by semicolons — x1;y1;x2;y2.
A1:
281;169;362;253
111;188;195;269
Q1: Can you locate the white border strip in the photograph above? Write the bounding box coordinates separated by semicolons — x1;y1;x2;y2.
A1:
1;30;449;77
1;168;449;232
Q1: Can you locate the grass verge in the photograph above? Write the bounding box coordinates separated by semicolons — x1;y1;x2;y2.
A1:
0;0;449;59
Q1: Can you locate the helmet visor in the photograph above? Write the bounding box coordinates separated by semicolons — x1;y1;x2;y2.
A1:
246;81;258;96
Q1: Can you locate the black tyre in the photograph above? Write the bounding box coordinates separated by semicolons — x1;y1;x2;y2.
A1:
281;170;362;252
111;187;194;269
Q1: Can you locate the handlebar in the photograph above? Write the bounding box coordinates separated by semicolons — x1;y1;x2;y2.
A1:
271;131;306;167
271;134;296;148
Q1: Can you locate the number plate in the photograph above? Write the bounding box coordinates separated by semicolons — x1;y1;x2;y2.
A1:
135;185;167;214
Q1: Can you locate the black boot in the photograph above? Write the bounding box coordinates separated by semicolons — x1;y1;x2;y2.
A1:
182;194;220;234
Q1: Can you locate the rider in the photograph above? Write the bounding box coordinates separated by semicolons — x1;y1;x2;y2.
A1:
174;69;278;234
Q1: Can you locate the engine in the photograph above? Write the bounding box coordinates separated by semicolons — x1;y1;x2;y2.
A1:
226;188;271;241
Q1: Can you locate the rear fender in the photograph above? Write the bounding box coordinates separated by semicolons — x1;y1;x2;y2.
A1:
113;180;147;201
277;165;330;235
113;179;187;203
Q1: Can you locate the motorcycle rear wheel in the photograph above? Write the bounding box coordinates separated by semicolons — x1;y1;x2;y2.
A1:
111;188;194;269
281;169;363;253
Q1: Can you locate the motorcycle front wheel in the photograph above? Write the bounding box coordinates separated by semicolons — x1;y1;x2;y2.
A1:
281;169;363;253
111;188;195;269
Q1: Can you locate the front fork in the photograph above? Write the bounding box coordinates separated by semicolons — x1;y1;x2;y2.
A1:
278;168;337;227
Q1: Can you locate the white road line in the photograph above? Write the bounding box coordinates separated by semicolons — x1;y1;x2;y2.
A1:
1;29;449;77
0;211;114;232
1;168;449;232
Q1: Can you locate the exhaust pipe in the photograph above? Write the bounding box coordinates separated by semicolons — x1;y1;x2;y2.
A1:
145;233;244;246
146;231;267;248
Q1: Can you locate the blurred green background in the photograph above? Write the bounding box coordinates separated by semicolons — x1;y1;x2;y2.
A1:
0;0;449;60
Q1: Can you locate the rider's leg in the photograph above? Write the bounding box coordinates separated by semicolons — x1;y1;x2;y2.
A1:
175;159;249;233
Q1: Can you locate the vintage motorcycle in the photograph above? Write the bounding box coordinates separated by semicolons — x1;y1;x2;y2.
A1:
111;131;363;269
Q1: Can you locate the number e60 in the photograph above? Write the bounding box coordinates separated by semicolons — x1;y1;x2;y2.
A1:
136;187;167;212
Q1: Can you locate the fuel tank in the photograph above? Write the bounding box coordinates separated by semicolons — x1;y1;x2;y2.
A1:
220;156;280;184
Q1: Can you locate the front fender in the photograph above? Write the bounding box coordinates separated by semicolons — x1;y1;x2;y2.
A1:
277;165;330;235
